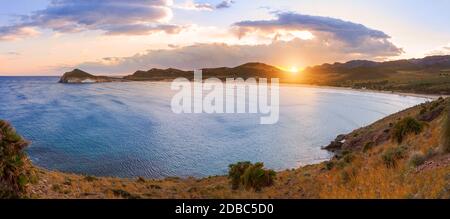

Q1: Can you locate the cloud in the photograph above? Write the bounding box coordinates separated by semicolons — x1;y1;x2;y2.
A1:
61;12;403;74
0;25;40;41
175;0;215;11
426;43;450;56
232;12;402;54
175;0;234;11
0;0;178;40
5;52;21;56
104;24;185;35
216;0;235;9
69;35;402;74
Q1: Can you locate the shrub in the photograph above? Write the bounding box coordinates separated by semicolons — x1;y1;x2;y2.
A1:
430;101;440;111
111;189;141;199
340;170;351;184
363;141;374;153
441;104;450;154
408;151;426;167
241;163;276;191
335;151;354;169
228;161;252;190
324;161;334;170
392;117;424;143
340;167;357;184
148;184;161;189
342;153;354;164
419;107;427;115
0;120;34;198
51;184;62;192
381;145;407;168
425;147;436;158
228;161;276;191
83;175;97;182
136;177;146;183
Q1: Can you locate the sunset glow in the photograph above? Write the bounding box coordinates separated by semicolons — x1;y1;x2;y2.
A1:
0;0;449;75
289;66;299;74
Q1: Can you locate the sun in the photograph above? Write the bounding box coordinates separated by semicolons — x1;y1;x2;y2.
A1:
289;66;299;74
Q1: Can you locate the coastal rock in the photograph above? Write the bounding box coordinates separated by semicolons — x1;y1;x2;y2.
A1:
59;69;124;84
417;105;445;122
323;134;346;151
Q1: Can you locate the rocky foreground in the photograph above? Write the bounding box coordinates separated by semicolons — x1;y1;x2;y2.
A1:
1;98;449;199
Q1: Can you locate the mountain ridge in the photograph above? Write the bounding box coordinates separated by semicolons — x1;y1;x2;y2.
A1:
60;55;450;94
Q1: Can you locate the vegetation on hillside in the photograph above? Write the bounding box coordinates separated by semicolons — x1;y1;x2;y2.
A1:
301;55;450;94
228;162;276;191
441;101;450;153
0;120;35;198
392;117;424;143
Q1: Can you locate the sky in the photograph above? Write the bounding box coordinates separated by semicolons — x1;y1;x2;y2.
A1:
0;0;449;75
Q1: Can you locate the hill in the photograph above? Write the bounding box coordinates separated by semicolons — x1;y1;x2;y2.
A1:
60;55;450;94
123;62;291;81
61;62;292;84
301;55;450;94
59;69;125;83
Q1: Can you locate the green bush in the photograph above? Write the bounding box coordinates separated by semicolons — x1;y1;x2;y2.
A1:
341;153;354;164
408;151;426;167
419;107;427;115
381;145;407;168
324;161;334;170
241;163;276;191
363;141;374;153
228;161;252;190
83;175;97;182
0;120;33;198
228;161;276;191
441;104;450;154
340;167;357;184
392;117;424;143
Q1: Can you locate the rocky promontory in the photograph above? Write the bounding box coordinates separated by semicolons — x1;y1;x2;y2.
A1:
59;62;291;84
59;69;125;83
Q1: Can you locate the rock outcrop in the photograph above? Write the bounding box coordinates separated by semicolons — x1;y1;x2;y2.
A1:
59;69;125;84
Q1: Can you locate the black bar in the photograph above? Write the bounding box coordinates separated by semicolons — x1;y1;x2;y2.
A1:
0;199;447;217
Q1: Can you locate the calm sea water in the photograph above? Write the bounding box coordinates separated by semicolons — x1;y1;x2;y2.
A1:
0;76;429;178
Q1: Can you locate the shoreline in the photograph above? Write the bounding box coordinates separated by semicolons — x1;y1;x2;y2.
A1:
277;83;444;100
0;75;444;99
